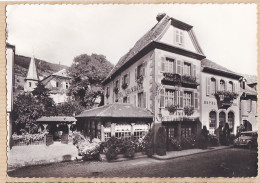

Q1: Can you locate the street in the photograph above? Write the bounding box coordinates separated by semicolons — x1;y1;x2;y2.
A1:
8;148;257;178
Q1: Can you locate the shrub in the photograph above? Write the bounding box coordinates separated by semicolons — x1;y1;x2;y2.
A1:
101;137;136;160
12;132;47;145
208;134;219;146
106;147;117;161
142;129;154;157
181;135;197;149
72;132;101;161
156;127;167;156
169;138;182;151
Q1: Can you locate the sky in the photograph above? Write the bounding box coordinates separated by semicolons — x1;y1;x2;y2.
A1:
6;4;257;75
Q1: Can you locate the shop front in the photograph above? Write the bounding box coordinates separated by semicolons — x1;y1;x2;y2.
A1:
162;117;202;151
76;103;153;141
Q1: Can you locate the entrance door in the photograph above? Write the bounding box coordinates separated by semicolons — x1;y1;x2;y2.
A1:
166;126;175;151
219;111;226;127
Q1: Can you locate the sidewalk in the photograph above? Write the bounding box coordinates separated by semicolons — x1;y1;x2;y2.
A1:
8;142;78;171
152;145;231;160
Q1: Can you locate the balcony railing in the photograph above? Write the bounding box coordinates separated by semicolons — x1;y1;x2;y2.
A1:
162;73;199;87
214;91;239;108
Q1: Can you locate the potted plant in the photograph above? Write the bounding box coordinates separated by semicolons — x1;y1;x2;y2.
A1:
156;127;167;156
121;83;128;90
136;75;144;85
183;106;194;116
167;104;178;114
113;87;119;94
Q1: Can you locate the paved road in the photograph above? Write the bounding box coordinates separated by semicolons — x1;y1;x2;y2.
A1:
8;148;257;178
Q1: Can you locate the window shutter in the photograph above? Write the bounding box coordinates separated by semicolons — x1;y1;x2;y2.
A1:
216;79;219;92
179;90;184;108
160;88;165;108
127;72;130;85
142;65;146;77
225;80;228;91
161;57;166;72
127;96;130;103
134;94;137;106
177;60;182;75
143;92;146;108
190;64;194;76
121;75;124;85
193;64;196;78
206;77;210;96
135;67;137;81
180;61;184;75
195;93;198;109
173;60;177;74
174;90;178;105
191;92;194;107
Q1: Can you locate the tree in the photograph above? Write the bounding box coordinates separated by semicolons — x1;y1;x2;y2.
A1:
56;100;85;116
32;81;57;116
12;93;44;134
68;53;113;108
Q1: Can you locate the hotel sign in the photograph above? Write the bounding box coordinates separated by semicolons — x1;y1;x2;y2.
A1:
118;84;143;98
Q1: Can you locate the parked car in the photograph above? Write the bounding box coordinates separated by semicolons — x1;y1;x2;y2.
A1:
233;131;258;149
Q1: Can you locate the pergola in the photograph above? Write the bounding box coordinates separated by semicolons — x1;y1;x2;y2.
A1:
35;116;77;143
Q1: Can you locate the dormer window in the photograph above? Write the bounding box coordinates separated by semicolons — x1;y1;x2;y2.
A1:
175;29;184;46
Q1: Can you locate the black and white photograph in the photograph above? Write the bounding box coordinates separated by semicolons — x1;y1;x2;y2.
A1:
6;4;258;178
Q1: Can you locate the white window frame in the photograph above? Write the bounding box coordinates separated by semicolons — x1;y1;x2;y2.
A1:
175;29;184;46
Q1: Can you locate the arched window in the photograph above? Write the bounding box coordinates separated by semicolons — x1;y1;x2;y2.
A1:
228;112;234;130
228;81;233;92
220;80;225;91
219;111;226;127
209;111;217;129
210;78;216;94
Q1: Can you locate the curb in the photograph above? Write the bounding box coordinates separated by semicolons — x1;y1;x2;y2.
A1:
152;146;231;160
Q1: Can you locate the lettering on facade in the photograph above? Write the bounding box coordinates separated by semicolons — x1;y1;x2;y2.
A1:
203;100;216;105
118;84;143;98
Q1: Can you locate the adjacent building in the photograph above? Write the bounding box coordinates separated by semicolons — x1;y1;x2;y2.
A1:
6;43;15;149
200;59;241;134
41;69;71;104
240;75;258;131
24;57;70;104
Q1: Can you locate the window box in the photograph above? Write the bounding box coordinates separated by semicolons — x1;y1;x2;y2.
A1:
162;73;198;87
214;91;238;108
183;106;194;116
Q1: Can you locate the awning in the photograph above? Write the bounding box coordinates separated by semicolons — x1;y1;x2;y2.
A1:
76;103;153;119
35;116;77;123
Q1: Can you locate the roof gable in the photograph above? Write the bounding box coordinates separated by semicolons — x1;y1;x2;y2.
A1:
103;14;205;84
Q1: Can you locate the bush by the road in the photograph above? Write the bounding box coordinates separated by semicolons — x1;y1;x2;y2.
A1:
72;132;101;161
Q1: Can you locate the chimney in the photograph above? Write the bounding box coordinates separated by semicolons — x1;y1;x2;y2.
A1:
156;13;166;22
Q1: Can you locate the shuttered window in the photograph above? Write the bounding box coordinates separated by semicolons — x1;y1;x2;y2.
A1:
210;78;216;94
161;57;176;73
175;29;184;46
165;89;177;107
206;77;211;96
183;91;192;107
179;91;184;108
183;62;191;76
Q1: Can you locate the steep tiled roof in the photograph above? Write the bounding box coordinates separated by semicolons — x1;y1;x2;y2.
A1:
52;68;70;78
242;74;257;85
26;56;39;81
201;58;241;77
76;103;153;119
103;15;171;82
36;116;77;122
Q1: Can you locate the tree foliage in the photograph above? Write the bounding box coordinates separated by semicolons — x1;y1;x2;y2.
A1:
13;82;57;134
68;53;113;108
